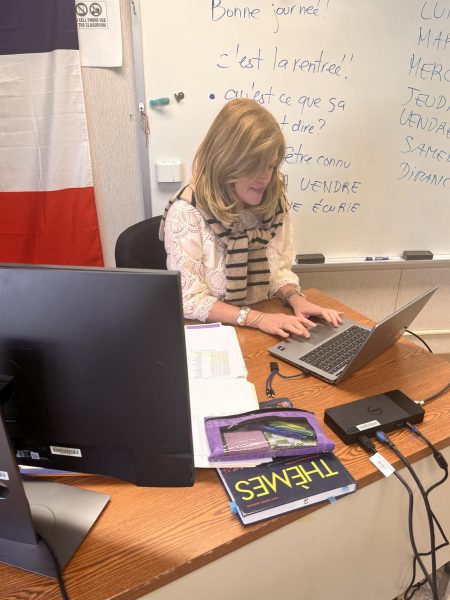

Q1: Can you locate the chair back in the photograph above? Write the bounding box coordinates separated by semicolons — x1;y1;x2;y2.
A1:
115;216;167;270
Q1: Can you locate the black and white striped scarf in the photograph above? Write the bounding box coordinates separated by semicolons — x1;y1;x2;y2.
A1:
159;185;286;305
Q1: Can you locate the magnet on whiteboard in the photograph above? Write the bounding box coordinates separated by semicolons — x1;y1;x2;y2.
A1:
155;160;183;183
149;97;170;107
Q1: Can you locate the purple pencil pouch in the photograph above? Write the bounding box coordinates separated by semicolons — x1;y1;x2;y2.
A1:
205;408;335;461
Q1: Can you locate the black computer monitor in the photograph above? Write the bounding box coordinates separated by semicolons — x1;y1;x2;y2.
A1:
0;264;194;577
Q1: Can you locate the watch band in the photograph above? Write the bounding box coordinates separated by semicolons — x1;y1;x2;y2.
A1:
236;306;251;326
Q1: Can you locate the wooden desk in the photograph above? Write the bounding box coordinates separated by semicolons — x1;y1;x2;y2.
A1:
2;290;450;600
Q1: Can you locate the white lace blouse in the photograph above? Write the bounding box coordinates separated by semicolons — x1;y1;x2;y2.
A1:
164;200;300;321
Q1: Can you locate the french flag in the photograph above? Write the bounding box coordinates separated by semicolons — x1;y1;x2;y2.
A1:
0;0;103;266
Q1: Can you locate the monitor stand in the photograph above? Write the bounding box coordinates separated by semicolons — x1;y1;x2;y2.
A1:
0;411;110;578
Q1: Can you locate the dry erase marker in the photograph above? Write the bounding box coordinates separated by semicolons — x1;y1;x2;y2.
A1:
365;256;389;261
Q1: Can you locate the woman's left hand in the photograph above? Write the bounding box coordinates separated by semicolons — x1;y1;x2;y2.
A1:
292;298;344;328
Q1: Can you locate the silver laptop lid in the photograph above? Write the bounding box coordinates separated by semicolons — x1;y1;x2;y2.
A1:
336;285;438;382
268;286;438;384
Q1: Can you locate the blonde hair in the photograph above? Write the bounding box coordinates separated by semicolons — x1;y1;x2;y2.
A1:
192;99;286;225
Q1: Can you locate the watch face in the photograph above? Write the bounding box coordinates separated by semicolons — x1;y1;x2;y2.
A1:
237;307;250;325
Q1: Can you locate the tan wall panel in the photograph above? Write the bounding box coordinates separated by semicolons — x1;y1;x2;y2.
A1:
398;268;450;354
298;268;401;322
398;268;450;330
298;268;450;353
81;0;144;266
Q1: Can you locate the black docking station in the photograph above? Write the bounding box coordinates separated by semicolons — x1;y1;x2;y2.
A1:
324;390;424;445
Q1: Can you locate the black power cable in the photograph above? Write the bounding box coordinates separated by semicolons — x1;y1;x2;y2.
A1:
416;383;450;406
357;435;435;599
403;423;449;599
405;329;433;353
37;534;70;600
376;431;439;600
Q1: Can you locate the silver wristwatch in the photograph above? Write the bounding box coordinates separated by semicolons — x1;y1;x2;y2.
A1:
236;306;251;326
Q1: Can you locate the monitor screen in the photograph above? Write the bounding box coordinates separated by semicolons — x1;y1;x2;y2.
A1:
0;264;194;488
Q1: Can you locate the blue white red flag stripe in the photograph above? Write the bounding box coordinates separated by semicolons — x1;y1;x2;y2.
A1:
0;0;103;266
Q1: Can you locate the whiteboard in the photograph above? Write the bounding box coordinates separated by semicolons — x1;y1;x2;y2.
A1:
139;0;450;259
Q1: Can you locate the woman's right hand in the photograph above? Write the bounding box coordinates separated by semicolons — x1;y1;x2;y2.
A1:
248;311;317;338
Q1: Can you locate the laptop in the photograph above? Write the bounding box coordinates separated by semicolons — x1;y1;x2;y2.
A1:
268;286;438;384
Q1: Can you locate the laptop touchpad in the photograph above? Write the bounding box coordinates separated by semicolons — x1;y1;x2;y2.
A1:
292;318;340;346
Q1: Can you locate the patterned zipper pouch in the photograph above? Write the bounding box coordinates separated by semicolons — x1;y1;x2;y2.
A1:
205;408;335;461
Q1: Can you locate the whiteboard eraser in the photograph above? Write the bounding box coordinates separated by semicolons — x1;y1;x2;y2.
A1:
402;250;433;260
296;253;325;264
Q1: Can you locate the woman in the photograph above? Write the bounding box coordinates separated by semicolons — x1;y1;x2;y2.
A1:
160;99;343;338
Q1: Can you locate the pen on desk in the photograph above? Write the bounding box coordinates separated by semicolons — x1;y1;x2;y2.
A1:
365;256;389;261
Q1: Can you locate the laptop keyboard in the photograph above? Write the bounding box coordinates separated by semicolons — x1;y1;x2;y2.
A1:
301;325;371;374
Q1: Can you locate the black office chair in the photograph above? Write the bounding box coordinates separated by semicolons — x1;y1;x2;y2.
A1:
115;215;167;269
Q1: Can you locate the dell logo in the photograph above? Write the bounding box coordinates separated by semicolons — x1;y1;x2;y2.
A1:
368;405;383;416
277;345;285;351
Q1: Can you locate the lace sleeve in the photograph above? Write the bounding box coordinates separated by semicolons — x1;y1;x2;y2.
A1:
267;210;301;297
164;201;219;321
